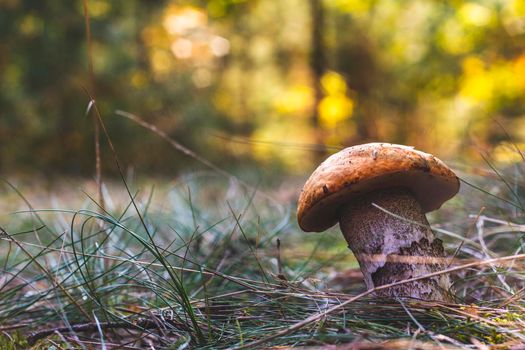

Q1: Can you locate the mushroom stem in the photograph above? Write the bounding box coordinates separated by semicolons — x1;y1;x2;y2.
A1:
339;187;452;301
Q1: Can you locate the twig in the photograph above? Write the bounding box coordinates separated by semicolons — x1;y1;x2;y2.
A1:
209;132;342;152
27;318;161;346
0;324;29;331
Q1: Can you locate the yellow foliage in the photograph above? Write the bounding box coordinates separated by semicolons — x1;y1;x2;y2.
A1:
19;15;43;36
207;0;227;18
458;3;494;27
502;0;525;35
274;85;314;116
318;71;354;128
459;56;523;103
131;71;148;88
213;89;234;115
321;71;347;95
89;0;111;18
150;49;173;76
142;26;168;47
459;56;492;101
437;18;474;55
492;142;525;164
462;56;485;76
492;64;522;99
4;64;22;90
318;95;354;128
514;54;525;89
325;0;371;14
509;0;525;16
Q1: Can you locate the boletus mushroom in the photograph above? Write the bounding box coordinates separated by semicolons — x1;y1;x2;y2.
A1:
297;143;460;301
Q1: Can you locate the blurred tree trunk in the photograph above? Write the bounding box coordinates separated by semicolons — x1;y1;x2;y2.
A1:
309;0;326;157
333;13;379;145
135;1;150;71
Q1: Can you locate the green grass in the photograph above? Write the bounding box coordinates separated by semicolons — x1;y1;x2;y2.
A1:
1;166;525;349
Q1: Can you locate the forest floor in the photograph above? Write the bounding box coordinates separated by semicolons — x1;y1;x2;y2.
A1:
0;166;524;349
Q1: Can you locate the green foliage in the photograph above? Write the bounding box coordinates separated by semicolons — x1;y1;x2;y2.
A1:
1;0;525;177
0;331;28;350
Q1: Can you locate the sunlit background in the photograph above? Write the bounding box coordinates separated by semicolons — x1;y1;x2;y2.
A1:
1;0;525;178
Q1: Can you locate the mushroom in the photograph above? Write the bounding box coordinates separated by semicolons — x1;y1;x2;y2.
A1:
297;143;460;301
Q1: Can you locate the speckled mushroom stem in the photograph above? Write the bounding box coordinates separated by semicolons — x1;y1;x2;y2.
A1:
339;187;452;301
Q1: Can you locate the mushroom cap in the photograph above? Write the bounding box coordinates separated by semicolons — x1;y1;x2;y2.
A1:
297;143;460;232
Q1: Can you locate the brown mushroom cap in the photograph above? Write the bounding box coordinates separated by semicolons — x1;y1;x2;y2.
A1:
297;143;460;232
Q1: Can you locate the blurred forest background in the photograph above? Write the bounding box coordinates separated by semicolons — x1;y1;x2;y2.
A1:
1;0;525;178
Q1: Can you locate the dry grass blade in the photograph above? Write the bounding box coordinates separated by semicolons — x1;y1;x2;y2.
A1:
234;253;525;349
115;110;281;205
116;110;234;180
82;0;104;211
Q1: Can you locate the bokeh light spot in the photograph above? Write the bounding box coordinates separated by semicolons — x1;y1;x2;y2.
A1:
458;3;493;27
321;71;347;95
192;68;212;88
171;38;193;59
318;95;354;128
163;5;206;35
210;36;230;57
274;85;314;116
19;14;43;37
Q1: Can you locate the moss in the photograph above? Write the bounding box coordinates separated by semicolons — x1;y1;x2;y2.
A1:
0;332;28;350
